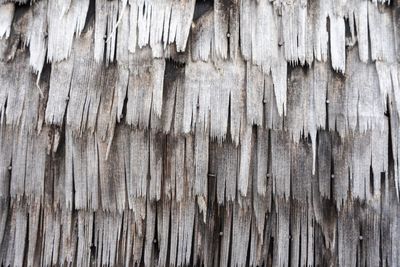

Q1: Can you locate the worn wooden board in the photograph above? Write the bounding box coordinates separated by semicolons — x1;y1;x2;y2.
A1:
0;0;399;266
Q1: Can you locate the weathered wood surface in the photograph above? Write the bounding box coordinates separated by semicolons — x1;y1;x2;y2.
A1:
0;0;399;266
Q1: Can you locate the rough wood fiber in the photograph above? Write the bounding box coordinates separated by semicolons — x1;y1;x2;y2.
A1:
0;3;14;40
0;0;399;266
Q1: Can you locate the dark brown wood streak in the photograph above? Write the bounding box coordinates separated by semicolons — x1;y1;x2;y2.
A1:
0;0;398;266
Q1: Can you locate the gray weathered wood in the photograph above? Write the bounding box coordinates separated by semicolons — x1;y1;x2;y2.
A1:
0;1;399;266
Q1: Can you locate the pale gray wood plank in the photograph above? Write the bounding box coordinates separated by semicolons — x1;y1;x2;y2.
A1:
47;0;89;62
0;3;14;40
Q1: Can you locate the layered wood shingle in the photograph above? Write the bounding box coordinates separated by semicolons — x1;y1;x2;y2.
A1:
0;0;400;266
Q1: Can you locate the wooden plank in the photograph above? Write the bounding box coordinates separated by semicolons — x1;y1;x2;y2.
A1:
45;58;74;126
215;140;238;204
317;130;332;199
0;3;14;40
329;15;346;72
26;1;47;74
271;130;291;200
47;0;89;62
273;199;290;267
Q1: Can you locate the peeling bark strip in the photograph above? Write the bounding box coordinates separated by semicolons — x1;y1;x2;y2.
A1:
1;0;400;266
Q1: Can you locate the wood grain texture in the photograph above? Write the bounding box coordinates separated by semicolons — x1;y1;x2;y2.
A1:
0;0;399;266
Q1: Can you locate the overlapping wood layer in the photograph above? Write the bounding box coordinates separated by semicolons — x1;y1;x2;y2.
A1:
0;0;399;266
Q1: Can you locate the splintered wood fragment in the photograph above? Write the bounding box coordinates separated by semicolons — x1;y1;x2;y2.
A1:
76;211;93;267
170;0;196;52
109;127;128;211
95;64;118;142
215;140;238;204
312;61;328;129
264;73;282;130
350;132;370;201
182;60;211;135
291;140;312;203
273;199;290;267
367;126;388;203
13;203;27;267
66;29;102;134
174;136;186;202
10;128;28;200
362;209;380;267
183;58;244;142
94;0;118;64
285;64;311;140
128;0;195;53
353;1;369;62
25;128;48;202
116;2;129;66
97;136;118;211
185;135;195;200
157;199;170;267
271;130;291;200
125;48;157;129
26;204;39;267
249;217;264;267
271;48;288;116
230;202;251;267
128;129;149;199
169;201;179;267
0;3;14;40
26;1;47;75
253;158;271;237
238;124;253;196
329;15;345;72
289;203;301;267
161;68;178;133
149;131;163;201
246;63;265;126
86;134;100;210
47;0;89;62
176;200;195;266
368;2;396;62
132;200;146;265
144;201;156;267
281;0;308;65
338;204;358;266
0;52;35;128
3;201;17;266
343;48;362;132
173;73;185;135
327;64;346;135
0;125;12;200
311;0;329;62
194;127;209;201
191;9;213;61
219;203;232;267
348;46;384;134
58;209;74;265
0;204;10;261
42;207;60;266
332;133;350;209
317;130;332;199
45;58;74;125
151;59;166;118
214;0;228;59
240;0;278;69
